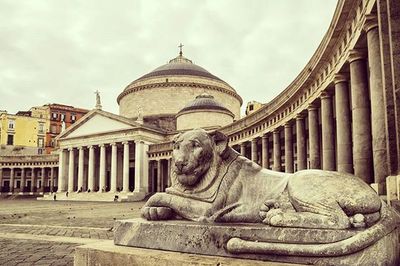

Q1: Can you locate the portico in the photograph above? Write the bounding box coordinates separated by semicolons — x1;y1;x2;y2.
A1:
51;109;165;201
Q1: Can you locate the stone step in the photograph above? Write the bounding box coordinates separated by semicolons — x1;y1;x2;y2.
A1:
38;191;147;202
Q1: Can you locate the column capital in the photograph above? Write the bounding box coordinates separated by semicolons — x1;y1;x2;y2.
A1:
363;14;378;33
273;128;280;134
261;134;268;140
307;103;319;111
68;147;74;151
333;73;348;84
251;138;258;143
110;142;117;146
321;91;332;99
296;113;305;120
77;146;84;150
284;121;292;127
348;49;367;63
240;142;247;147
99;143;105;148
122;141;129;145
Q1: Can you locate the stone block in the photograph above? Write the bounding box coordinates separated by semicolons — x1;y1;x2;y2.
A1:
386;175;400;204
113;218;400;265
74;240;297;266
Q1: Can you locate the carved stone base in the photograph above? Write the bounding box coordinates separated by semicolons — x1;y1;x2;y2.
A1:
114;218;400;265
74;240;296;266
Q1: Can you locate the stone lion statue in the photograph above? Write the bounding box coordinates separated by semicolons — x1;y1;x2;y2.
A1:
142;128;383;229
140;129;400;257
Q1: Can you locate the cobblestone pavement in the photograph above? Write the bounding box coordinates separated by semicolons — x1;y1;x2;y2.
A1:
0;199;145;265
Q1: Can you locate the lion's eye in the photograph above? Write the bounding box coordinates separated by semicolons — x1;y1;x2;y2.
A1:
192;141;200;148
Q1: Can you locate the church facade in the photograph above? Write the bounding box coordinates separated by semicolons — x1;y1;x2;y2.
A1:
0;0;399;205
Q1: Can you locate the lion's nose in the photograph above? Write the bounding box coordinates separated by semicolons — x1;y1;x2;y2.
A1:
175;160;187;171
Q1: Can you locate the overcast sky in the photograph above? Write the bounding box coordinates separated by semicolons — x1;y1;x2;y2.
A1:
0;0;337;116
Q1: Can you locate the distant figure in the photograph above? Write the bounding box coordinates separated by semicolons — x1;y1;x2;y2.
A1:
114;195;119;202
88;189;91;193
53;194;56;201
66;191;69;197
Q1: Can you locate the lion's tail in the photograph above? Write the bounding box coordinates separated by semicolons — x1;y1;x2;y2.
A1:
226;205;399;257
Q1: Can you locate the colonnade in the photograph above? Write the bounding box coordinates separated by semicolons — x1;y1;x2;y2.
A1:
234;14;388;192
0;166;57;193
57;140;149;194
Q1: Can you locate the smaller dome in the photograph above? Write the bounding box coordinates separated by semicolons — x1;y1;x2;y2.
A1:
178;93;233;115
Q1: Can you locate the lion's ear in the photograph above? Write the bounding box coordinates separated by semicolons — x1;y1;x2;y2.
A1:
209;130;228;156
172;133;182;143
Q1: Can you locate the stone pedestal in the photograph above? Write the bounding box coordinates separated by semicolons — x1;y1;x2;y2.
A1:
111;217;400;265
74;241;295;266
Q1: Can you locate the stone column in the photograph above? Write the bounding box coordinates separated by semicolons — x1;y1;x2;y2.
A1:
134;141;149;193
9;168;14;193
284;122;294;173
157;160;162;192
110;143;117;193
261;134;269;169
57;149;67;192
273;128;281;172
40;167;45;193
334;74;353;173
50;167;54;193
167;159;171;187
0;168;3;192
31;168;36;193
296;114;307;171
240;142;246;157
99;144;106;192
20;168;25;193
365;14;388;185
321;91;336;171
349;49;373;183
77;147;84;192
308;104;320;169
251;138;258;163
123;142;130;193
68;148;75;192
88;145;95;192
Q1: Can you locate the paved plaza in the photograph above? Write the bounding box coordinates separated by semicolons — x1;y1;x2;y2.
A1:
0;198;145;265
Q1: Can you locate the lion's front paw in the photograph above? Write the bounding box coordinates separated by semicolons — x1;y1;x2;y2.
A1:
141;206;173;220
259;199;280;220
262;208;283;225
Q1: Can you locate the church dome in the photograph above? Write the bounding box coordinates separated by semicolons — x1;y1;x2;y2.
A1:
176;93;234;131
178;93;233;115
134;55;223;82
117;49;242;128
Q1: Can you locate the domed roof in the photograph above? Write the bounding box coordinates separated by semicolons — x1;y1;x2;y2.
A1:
135;53;223;82
178;93;233;115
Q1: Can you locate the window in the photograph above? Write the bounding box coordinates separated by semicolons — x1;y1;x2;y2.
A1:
38;123;44;134
60;113;66;122
71;114;76;122
8;120;15;129
38;138;44;148
51;112;58;120
50;124;57;134
7;134;14;145
249;105;254;111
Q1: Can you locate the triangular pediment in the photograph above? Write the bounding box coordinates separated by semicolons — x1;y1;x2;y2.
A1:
59;110;136;139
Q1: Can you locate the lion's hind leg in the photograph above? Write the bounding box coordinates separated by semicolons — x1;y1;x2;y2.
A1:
263;198;351;229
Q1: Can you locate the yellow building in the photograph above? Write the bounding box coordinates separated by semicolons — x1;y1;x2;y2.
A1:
0;112;47;153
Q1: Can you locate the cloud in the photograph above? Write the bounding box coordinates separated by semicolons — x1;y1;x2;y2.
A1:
0;0;337;115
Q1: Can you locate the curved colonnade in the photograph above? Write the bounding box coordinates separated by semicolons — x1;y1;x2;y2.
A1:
149;0;400;197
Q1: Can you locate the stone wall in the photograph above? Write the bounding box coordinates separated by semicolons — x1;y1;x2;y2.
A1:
176;110;233;131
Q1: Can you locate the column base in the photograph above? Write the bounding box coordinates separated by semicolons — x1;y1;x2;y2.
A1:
386;175;400;205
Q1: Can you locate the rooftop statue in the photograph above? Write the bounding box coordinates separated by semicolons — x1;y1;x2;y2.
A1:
133;129;400;263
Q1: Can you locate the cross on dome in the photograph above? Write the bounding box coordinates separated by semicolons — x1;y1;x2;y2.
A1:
178;43;184;56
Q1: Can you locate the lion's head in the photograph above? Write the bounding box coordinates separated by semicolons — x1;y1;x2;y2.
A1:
171;129;229;188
